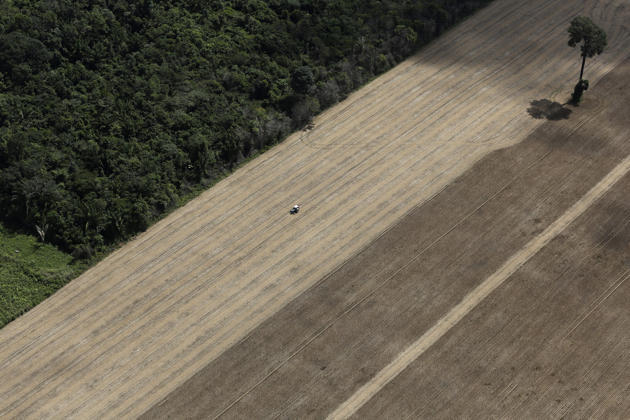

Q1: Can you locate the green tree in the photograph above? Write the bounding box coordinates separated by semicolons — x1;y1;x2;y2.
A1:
290;65;314;94
568;16;607;103
20;177;60;242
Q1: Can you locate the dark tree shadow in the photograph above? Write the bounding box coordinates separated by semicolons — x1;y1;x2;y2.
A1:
527;99;572;120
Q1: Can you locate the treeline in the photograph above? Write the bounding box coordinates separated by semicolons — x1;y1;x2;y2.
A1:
0;0;492;258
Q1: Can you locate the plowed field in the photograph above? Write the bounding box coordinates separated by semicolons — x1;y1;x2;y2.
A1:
1;0;629;418
143;56;630;419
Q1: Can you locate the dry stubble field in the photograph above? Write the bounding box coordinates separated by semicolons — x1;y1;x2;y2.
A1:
1;0;630;418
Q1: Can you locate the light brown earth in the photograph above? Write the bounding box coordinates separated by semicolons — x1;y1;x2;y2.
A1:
1;0;630;418
142;56;630;419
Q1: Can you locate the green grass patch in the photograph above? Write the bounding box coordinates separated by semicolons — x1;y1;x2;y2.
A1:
0;225;88;328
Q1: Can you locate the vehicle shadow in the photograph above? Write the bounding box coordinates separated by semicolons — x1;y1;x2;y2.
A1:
527;99;572;120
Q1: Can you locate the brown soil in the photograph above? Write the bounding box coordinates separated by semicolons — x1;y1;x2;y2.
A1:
355;163;630;419
355;152;630;419
143;57;630;419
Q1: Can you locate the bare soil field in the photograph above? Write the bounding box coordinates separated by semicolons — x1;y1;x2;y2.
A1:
142;56;630;419
1;0;629;418
355;162;630;419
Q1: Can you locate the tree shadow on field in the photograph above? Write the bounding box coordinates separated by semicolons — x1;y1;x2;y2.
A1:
527;99;572;120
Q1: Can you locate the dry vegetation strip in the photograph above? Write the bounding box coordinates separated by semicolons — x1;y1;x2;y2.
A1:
1;0;630;417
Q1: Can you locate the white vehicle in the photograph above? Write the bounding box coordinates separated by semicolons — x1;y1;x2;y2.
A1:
290;205;300;214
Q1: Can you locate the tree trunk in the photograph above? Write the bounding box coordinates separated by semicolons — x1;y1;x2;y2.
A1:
35;224;47;242
579;53;586;81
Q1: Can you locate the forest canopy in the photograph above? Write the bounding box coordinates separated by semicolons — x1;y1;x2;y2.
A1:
0;0;492;258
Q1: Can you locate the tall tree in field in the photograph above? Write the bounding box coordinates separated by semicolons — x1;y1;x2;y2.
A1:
568;16;607;103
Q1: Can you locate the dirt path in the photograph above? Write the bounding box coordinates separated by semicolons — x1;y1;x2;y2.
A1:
1;0;629;418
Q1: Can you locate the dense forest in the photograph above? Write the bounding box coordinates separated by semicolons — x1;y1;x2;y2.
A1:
0;0;492;258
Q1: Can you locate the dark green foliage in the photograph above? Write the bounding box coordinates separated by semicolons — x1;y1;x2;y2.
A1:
571;79;589;104
290;66;314;95
1;0;493;257
568;16;607;59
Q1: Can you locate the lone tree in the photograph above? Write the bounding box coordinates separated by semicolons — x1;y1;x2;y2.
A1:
568;16;607;104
